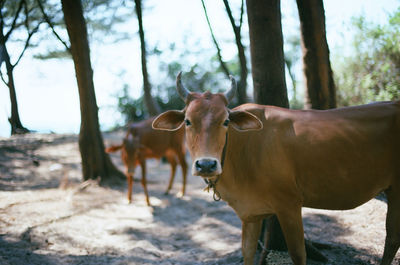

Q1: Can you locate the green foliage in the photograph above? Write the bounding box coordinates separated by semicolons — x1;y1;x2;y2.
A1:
1;0;42;31
34;49;71;60
116;84;146;123
116;59;225;123
83;0;134;43
284;34;303;109
115;38;236;123
334;8;400;106
1;0;44;46
30;0;134;60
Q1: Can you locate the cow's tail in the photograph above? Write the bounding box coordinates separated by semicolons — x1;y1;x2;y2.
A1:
105;144;123;153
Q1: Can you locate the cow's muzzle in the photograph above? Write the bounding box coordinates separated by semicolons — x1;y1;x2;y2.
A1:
192;158;221;177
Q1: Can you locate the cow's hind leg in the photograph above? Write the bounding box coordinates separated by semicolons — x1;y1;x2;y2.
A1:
381;187;400;265
139;158;150;206
126;171;134;203
176;150;187;197
125;161;136;203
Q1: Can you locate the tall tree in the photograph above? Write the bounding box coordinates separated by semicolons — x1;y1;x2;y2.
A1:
246;0;288;108
296;0;336;110
223;0;248;104
61;0;123;183
246;1;329;262
246;0;289;257
0;0;41;135
134;0;161;116
0;33;29;135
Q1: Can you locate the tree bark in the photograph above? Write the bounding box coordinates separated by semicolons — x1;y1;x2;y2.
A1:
134;0;161;116
246;0;289;258
246;0;288;108
223;0;248;105
296;0;336;109
61;0;124;183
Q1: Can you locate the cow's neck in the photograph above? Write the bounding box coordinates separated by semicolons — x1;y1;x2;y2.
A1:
220;132;229;168
215;129;249;202
214;127;274;219
212;111;292;220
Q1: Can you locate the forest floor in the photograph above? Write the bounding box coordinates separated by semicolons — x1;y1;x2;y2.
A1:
0;132;399;265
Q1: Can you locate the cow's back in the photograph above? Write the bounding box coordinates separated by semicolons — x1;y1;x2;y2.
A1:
128;117;185;158
274;101;400;210
227;102;400;212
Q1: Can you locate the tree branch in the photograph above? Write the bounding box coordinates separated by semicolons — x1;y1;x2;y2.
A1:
13;21;43;67
0;59;8;85
0;1;5;31
4;0;25;41
223;0;237;32
36;0;70;52
23;0;29;31
200;0;230;78
0;12;6;66
239;0;244;29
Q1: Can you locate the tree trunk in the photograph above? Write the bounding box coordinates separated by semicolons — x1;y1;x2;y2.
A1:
246;0;288;257
246;0;288;108
0;42;29;135
296;0;336;110
223;0;248;105
134;0;161;116
61;0;124;183
236;36;248;105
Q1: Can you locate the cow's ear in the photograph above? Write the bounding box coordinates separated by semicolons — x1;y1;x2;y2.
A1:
152;110;185;131
229;111;263;131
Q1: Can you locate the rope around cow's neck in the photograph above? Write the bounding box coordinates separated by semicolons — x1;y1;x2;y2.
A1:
204;176;221;201
204;132;228;202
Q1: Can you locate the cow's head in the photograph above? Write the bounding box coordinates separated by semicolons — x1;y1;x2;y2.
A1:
152;72;262;181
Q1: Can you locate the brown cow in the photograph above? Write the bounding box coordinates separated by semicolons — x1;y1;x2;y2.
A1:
106;117;187;206
152;72;400;265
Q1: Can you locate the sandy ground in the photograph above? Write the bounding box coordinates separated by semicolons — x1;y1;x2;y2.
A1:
0;133;399;265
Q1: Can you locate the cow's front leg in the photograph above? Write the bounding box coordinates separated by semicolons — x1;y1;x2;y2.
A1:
242;219;262;265
276;207;306;265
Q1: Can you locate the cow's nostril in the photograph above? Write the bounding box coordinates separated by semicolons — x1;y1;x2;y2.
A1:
195;160;202;171
195;159;218;174
209;160;217;170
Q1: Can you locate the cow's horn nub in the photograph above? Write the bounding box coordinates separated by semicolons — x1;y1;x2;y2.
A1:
224;75;236;103
176;72;190;101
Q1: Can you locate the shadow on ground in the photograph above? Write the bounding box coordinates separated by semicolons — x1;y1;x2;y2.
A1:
0;133;398;265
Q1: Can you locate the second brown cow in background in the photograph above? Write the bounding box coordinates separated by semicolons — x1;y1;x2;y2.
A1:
106;117;187;206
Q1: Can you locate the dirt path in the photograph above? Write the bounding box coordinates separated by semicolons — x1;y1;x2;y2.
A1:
0;133;399;264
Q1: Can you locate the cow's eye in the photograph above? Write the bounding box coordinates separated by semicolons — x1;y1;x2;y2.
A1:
223;119;230;127
185;119;192;126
